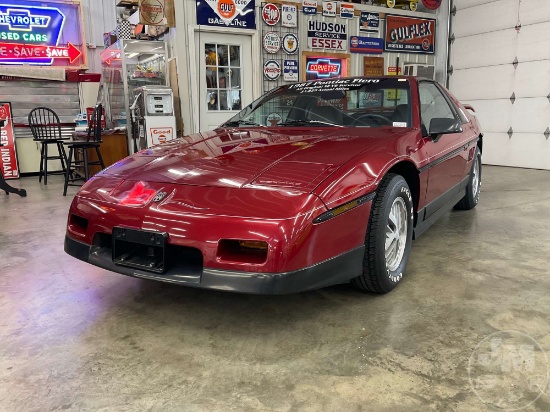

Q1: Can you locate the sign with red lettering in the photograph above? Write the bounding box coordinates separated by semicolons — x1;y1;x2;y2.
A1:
305;56;347;81
149;127;173;145
0;102;19;180
307;20;347;51
384;15;435;54
0;42;81;63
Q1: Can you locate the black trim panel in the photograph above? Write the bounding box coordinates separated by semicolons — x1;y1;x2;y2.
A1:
65;236;365;295
418;137;479;174
424;176;469;219
414;182;468;239
313;192;375;224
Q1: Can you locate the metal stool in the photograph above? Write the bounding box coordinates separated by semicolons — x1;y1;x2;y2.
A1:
63;104;105;196
28;107;69;185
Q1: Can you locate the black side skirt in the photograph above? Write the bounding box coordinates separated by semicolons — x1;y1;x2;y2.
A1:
414;176;469;239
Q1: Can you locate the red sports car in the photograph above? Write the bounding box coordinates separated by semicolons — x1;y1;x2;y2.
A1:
65;77;482;294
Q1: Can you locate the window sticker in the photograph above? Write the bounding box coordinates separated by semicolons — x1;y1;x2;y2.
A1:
393;122;407;127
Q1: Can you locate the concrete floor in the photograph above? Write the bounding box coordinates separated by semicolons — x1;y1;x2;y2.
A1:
1;166;549;412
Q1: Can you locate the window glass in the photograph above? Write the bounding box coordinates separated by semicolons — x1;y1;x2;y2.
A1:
204;43;242;111
419;82;457;134
224;78;412;128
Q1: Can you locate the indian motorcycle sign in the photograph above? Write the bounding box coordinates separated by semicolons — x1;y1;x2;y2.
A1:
196;0;256;29
384;15;435;54
0;103;19;180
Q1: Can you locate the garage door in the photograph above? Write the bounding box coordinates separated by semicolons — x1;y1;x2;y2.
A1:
448;0;550;170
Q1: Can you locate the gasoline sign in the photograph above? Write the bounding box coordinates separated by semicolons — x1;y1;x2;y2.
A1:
283;59;299;81
282;33;298;54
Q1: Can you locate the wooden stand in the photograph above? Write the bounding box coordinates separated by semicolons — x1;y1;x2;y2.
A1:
75;131;129;176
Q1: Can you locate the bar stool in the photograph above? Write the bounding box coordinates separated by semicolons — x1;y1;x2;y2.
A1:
28;107;69;185
63;104;105;196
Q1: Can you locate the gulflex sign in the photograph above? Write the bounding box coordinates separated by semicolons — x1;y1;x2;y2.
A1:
0;3;81;65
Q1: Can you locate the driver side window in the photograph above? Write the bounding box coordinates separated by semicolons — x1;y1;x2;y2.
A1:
418;82;456;135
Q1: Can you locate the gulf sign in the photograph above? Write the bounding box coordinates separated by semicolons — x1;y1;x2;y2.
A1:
350;36;384;54
0;3;69;65
307;21;347;51
384;15;435;54
197;0;256;29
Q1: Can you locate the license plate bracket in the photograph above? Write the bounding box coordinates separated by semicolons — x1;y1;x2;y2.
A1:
112;227;168;273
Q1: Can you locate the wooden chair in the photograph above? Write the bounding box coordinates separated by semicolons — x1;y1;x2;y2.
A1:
63;104;106;196
28;107;69;185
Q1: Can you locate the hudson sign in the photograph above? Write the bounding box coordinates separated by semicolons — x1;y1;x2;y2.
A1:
307;21;347;51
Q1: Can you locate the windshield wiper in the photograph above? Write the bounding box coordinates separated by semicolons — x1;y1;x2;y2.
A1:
223;119;265;127
278;119;341;127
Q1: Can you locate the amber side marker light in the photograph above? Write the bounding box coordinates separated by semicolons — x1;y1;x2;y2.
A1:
218;239;269;264
313;192;376;224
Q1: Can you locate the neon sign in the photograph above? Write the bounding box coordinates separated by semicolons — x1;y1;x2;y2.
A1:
306;59;341;78
0;3;76;65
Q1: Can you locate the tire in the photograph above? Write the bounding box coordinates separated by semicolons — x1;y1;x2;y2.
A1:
352;174;414;294
455;149;482;210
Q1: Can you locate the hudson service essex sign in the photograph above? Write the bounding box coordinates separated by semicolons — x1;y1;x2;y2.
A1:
307;21;347;51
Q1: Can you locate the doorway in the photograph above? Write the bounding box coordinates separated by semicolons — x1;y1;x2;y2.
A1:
196;32;253;132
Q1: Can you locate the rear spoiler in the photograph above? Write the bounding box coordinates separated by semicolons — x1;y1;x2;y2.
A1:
464;104;476;112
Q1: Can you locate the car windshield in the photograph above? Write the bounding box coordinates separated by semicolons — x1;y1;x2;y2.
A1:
223;77;412;129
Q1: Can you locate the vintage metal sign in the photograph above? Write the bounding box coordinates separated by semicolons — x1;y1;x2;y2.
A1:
302;0;317;15
139;0;175;27
283;59;298;81
384;14;435;54
422;0;442;10
262;3;280;26
0;102;19;180
322;1;336;17
363;56;384;76
350;36;384;54
196;0;256;29
306;58;341;78
263;32;281;53
307;21;347;51
281;4;297;27
340;3;354;19
359;11;379;33
264;60;281;80
282;33;298;54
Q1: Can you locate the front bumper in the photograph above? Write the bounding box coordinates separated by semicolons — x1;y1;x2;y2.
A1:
65;236;365;294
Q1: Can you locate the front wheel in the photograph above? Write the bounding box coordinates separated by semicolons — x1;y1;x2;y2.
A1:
455;149;482;210
352;174;414;294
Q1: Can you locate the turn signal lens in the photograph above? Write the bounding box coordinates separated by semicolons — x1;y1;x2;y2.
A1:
238;240;268;250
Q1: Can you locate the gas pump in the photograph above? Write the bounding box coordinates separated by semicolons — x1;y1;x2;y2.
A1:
131;86;177;150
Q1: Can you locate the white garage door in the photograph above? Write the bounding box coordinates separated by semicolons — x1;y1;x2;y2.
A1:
449;0;550;170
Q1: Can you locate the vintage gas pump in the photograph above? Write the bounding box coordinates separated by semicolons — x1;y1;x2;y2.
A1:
131;86;177;150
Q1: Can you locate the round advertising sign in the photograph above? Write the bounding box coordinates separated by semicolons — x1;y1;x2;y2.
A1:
262;3;280;26
140;0;166;25
422;0;442;10
282;33;299;54
267;113;282;126
264;60;281;80
263;32;281;53
350;37;359;48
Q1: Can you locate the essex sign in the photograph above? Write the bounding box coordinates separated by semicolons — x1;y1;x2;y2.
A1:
0;3;83;65
384;15;435;54
307;21;347;51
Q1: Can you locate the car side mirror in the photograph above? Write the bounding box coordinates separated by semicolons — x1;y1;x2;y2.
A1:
428;118;462;140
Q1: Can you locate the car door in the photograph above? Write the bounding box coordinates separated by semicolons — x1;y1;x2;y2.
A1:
419;81;473;219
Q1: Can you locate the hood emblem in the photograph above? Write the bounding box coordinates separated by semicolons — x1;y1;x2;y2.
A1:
153;192;168;202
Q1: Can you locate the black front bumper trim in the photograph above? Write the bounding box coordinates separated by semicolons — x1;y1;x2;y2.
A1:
64;235;365;294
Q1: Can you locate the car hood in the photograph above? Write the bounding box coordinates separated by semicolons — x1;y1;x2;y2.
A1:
100;127;401;191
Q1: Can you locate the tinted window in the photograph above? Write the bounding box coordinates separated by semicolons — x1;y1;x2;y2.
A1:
418;82;457;135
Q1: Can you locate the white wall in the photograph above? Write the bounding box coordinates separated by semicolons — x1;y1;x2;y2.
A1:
81;0;118;73
449;0;550;170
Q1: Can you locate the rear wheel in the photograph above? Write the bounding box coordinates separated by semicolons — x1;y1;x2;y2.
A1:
455;149;482;210
352;174;414;293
